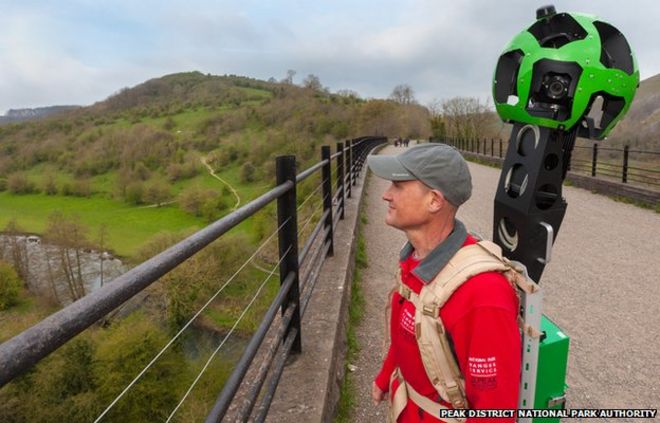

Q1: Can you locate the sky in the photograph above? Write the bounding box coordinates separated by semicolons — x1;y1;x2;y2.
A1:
1;0;658;114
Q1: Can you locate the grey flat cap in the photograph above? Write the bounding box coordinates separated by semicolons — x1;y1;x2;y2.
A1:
367;143;472;206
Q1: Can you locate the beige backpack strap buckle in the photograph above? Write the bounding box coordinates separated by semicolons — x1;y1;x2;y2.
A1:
422;303;437;317
398;284;412;300
444;381;467;409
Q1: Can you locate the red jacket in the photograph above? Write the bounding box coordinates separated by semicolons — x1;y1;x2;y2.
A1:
375;235;521;422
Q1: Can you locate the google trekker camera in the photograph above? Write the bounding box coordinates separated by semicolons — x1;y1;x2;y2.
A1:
490;5;639;282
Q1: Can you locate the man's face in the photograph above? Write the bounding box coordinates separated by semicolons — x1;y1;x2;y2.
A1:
382;180;434;231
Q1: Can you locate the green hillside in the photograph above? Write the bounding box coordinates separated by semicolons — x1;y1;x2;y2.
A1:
0;71;431;257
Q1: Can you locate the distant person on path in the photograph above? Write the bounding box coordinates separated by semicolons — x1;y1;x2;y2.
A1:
367;144;521;422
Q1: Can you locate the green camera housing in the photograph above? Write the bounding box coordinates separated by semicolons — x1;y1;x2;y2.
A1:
493;8;639;139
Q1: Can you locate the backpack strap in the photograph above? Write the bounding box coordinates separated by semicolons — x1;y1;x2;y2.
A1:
388;368;466;423
398;240;520;409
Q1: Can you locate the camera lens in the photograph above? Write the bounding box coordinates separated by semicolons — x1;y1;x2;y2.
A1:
545;75;569;100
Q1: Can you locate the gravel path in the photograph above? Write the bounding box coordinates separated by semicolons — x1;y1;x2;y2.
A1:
351;145;660;422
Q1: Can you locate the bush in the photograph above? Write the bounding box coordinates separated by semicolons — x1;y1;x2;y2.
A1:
125;182;145;205
240;162;256;183
144;181;172;206
0;261;21;310
7;173;36;194
94;313;185;422
71;179;92;197
162;117;176;130
43;174;58;195
179;186;227;220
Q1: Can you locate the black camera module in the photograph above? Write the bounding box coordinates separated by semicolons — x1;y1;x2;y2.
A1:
542;74;571;100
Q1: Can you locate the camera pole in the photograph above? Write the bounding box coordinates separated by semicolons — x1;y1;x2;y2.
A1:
492;123;576;282
492;123;577;416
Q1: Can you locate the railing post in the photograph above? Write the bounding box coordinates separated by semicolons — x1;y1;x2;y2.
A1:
491;138;494;157
346;140;352;198
592;143;598;177
499;139;503;158
275;155;302;354
622;145;629;183
321;146;334;256
352;139;358;186
353;140;361;175
336;142;345;219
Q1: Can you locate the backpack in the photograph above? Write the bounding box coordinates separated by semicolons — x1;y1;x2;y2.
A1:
389;240;539;422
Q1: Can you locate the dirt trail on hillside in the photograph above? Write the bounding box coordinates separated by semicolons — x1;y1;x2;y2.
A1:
351;145;660;422
200;156;241;210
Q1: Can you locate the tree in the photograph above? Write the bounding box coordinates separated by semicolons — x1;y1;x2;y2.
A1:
441;96;493;141
43;173;58;195
94;312;185;422
282;69;296;85
428;99;447;140
240;162;256;183
162;116;176;131
336;89;360;99
97;225;108;288
144;181;172;207
7;173;36;194
0;261;21;310
390;84;416;105
303;74;323;91
4;219;29;286
44;212;89;301
125;181;145;205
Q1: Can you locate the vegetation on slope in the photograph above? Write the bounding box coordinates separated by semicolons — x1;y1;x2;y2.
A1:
0;71;432;422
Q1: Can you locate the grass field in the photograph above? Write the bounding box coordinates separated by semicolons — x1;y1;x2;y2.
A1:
0;156;279;258
0;192;205;257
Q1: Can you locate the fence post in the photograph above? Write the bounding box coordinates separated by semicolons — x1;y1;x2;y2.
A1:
353;140;361;176
352;139;358;186
275;155;302;354
321;146;334;256
491;138;494;157
592;143;598;177
622;145;629;183
336;142;345;219
499;139;503;158
346;140;352;198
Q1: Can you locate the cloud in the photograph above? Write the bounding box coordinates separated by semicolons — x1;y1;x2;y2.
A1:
0;0;658;113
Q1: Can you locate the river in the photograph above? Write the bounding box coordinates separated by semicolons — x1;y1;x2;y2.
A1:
0;234;128;305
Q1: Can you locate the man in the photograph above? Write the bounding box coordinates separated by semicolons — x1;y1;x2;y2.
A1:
367;143;521;422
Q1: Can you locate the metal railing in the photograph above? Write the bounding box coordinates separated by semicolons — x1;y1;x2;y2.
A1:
443;136;660;190
0;136;387;422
